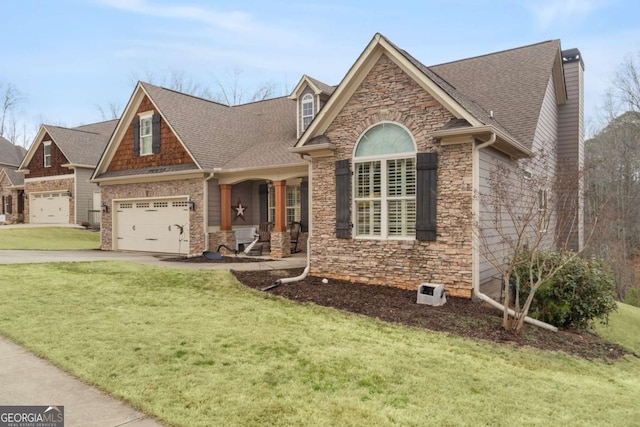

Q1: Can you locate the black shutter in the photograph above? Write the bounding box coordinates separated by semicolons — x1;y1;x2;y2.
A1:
152;113;161;154
133;117;140;156
7;195;12;214
416;152;438;241
0;196;4;214
300;178;308;232
258;183;269;223
335;159;351;238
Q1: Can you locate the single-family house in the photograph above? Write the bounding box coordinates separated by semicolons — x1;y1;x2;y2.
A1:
91;33;583;300
19;120;117;225
0;136;27;223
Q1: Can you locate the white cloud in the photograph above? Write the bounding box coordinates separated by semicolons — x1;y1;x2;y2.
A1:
527;0;604;29
98;0;253;31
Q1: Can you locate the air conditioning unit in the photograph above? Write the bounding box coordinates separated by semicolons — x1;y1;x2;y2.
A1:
417;283;447;306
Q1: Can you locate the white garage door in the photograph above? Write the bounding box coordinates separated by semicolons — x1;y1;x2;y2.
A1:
30;192;70;224
114;198;189;253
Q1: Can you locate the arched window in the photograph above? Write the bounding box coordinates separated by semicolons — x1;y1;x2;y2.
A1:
353;122;416;238
302;94;314;130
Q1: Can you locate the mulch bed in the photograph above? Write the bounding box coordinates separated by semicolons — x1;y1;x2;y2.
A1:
232;268;633;360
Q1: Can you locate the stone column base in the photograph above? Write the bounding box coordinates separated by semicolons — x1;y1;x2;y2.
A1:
270;231;291;258
208;230;236;254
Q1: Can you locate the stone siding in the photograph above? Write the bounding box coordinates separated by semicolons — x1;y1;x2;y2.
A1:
270;231;291;258
99;178;205;255
310;53;474;297
24;177;75;224
0;174;22;224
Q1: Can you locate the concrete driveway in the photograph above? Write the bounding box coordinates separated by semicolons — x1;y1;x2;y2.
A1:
0;248;307;270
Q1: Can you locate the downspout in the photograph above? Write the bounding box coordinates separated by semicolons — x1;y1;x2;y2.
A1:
203;171;217;253
472;133;558;332
274;154;312;285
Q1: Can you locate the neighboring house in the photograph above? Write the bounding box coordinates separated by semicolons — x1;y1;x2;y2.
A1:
91;83;308;257
0;168;25;224
0;136;27;223
18;120;117;225
292;33;583;298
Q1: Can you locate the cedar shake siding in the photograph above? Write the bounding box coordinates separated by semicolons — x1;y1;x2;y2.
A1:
107;96;195;172
309;54;474;297
25;135;71;178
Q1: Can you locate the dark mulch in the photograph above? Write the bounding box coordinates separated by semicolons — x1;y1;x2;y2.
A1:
162;255;270;263
232;268;633;360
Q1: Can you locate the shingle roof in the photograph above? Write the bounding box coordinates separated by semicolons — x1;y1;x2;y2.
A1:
141;82;301;170
428;39;561;148
45;119;117;166
306;76;336;96
0;136;27;167
97;163;200;179
373;35;561;149
1;167;24;186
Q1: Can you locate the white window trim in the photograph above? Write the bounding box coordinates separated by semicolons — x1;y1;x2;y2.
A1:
301;94;314;132
139;111;154;156
538;188;549;232
268;183;302;227
352;121;417;240
43;141;52;168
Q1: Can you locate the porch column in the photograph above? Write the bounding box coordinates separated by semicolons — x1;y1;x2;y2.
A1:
215;184;236;253
270;180;291;258
220;184;232;231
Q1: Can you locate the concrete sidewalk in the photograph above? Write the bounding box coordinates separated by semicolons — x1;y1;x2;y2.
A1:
0;337;163;426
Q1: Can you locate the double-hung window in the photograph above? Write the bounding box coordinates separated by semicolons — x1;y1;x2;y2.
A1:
43;142;51;167
302;94;314;131
268;183;301;227
139;113;153;155
354;122;416;239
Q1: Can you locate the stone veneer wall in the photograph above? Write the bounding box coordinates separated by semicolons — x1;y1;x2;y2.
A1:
309;53;474;297
0;175;21;224
24;177;75;224
99;178;205;255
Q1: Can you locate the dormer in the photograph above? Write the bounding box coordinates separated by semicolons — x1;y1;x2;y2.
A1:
289;75;335;138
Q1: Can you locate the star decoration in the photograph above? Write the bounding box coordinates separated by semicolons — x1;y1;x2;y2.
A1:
232;199;247;221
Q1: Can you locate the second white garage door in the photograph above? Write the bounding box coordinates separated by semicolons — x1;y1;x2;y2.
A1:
114;198;189;253
30;192;70;224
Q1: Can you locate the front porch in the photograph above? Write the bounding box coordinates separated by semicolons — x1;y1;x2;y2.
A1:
207;172;308;259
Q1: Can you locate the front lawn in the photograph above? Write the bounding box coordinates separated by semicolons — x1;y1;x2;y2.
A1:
0;227;99;250
0;262;638;426
595;302;640;354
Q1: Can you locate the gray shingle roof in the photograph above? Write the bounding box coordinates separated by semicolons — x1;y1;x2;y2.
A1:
380;35;560;148
1;167;24;186
429;39;561;148
0;136;27;167
141;82;301;170
97;163;200;179
306;76;336;95
45;119;117;166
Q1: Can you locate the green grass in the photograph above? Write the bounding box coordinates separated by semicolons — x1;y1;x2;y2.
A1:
0;227;99;250
0;262;639;426
594;302;640;354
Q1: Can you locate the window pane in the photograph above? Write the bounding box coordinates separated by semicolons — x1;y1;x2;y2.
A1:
388;199;416;237
140;117;152;136
141;136;152;154
355;123;414;157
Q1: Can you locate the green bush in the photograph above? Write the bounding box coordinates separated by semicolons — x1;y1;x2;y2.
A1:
513;251;617;329
625;288;640;308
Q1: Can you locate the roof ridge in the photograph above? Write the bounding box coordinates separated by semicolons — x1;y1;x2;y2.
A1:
429;39;560;68
234;94;290;108
140;81;232;108
73;118;119;128
44;124;102;137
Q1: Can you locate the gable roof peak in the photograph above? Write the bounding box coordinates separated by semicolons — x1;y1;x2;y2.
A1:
139;81;232;108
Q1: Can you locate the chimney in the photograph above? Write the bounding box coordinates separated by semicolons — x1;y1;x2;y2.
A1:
557;48;585;251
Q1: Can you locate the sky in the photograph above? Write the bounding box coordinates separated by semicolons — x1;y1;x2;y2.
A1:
2;0;640;145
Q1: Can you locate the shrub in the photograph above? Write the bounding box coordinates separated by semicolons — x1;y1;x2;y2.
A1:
513;251;617;329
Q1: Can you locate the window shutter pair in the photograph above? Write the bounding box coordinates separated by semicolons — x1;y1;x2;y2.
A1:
132;113;161;156
334;152;437;241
